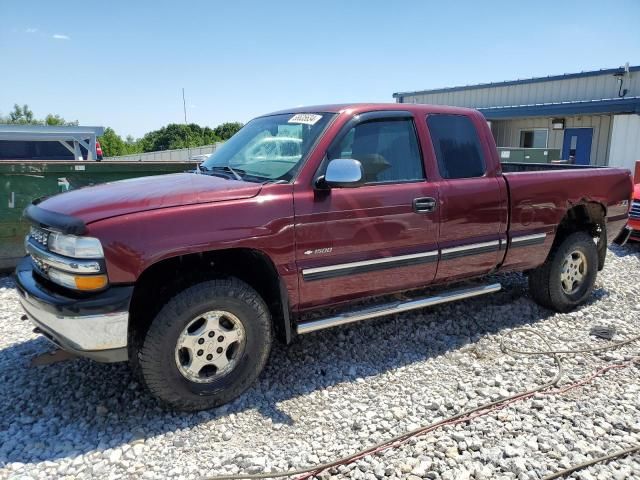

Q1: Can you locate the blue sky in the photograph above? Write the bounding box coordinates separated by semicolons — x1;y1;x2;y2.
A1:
1;0;639;138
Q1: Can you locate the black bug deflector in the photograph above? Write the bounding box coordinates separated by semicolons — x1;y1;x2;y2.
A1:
24;203;87;235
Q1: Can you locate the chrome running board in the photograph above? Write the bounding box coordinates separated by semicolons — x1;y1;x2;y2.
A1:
296;283;501;335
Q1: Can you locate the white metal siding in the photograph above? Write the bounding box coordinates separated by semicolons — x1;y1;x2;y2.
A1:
608;114;640;171
398;71;639;107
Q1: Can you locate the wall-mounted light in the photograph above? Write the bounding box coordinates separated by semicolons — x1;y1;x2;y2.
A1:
613;66;629;98
552;118;565;130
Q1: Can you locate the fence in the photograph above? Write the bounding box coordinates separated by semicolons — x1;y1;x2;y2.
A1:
105;143;221;162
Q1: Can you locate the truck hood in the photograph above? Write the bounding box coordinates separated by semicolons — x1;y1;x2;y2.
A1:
38;173;263;224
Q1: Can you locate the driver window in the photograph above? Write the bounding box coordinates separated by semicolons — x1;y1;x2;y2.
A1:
328;118;424;184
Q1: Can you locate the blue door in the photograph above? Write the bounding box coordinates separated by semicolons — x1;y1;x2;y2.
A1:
562;128;593;165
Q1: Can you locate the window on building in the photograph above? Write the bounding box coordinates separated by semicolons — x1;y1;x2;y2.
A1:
519;129;548;148
328;118;425;183
426;114;486;179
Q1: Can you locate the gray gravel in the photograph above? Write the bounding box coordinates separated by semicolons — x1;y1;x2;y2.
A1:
1;244;639;479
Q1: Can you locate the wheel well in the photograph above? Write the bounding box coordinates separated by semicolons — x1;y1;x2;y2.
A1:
556;202;605;238
128;248;291;354
554;202;607;270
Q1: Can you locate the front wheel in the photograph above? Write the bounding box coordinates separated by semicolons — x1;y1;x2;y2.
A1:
136;278;272;411
528;231;598;312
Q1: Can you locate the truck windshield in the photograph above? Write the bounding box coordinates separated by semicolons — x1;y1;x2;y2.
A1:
201;113;334;182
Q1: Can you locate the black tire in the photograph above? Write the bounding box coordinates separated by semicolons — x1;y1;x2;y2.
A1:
137;278;272;411
528;231;598;312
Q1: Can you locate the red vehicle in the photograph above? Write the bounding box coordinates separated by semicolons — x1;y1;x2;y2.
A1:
81;140;103;160
15;104;632;411
624;183;640;240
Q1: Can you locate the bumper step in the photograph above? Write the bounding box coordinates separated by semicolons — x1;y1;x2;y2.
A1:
297;282;502;335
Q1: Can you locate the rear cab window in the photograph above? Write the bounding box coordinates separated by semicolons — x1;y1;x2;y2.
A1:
426;114;486;179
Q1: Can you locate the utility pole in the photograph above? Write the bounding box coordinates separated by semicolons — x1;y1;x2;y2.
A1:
182;87;188;124
182;87;194;168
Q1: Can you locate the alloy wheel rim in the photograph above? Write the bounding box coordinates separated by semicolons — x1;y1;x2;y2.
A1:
174;310;246;383
560;250;587;295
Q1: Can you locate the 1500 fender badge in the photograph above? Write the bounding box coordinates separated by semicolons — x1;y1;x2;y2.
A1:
304;248;333;255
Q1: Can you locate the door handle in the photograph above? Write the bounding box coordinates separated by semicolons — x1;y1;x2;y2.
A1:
413;197;437;213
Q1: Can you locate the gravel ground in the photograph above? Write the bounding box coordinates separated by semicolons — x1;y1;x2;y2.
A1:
1;245;639;480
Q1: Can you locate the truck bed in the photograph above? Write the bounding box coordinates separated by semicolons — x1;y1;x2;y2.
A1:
501;162;605;172
499;164;632;273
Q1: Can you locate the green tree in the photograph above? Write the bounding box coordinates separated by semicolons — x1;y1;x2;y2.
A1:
8;104;35;124
123;135;142;155
139;123;222;152
214;122;243;140
98;127;128;157
44;114;78;126
0;104;78;126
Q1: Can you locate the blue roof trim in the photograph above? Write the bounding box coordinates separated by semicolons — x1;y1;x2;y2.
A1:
477;97;640;120
393;66;640;98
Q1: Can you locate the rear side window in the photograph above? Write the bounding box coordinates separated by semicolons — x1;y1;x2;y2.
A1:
328;118;424;184
427;115;486;179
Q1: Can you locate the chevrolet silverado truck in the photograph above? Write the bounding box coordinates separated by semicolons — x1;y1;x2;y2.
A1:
15;104;633;411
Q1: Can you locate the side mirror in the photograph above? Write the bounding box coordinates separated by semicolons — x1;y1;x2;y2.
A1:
319;158;364;189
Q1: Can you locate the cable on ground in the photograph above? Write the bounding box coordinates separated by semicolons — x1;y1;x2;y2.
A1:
203;328;640;480
541;444;640;480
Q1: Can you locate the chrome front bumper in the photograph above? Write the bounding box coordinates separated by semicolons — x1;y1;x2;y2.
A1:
20;295;129;360
15;256;132;363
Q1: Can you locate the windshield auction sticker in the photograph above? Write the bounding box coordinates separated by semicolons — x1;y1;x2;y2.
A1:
288;113;323;125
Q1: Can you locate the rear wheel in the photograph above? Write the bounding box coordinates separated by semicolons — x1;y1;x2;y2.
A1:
136;278;272;411
528;231;598;312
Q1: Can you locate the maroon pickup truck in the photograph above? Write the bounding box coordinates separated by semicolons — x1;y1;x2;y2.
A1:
16;104;632;411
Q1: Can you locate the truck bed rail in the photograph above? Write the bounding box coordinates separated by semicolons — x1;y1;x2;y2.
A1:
501;162;605;173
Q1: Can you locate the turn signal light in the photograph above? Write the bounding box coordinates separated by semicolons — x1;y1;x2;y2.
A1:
48;269;109;291
74;275;109;291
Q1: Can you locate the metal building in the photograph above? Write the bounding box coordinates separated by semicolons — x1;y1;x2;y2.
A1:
0;124;104;161
393;64;640;170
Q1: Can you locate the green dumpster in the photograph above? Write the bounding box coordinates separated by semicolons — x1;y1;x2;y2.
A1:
498;148;561;163
0;160;198;270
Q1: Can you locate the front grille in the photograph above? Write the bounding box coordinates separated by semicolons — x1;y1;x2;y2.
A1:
30;254;49;274
630;201;640;220
29;226;49;248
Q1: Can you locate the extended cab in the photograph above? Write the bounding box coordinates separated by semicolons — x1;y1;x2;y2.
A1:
15;104;633;411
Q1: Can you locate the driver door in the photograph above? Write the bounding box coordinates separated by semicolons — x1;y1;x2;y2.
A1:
293;112;440;310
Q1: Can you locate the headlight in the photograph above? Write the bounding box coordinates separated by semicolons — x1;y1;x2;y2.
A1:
26;228;109;292
48;233;104;258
